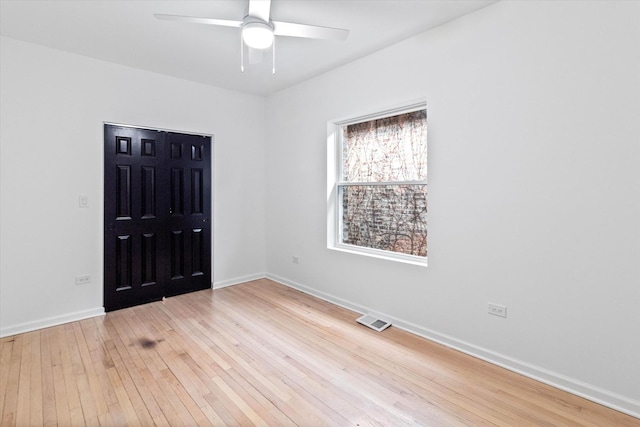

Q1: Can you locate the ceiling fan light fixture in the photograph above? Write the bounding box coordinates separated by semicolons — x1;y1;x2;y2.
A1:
242;22;274;49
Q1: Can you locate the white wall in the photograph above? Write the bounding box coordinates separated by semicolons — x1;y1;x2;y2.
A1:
265;0;640;416
0;37;267;335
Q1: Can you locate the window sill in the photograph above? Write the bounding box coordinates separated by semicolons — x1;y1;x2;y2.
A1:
329;244;428;267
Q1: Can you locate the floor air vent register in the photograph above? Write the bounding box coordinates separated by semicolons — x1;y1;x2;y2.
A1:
356;314;392;332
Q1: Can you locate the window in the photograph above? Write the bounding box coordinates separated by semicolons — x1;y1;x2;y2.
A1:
328;103;427;265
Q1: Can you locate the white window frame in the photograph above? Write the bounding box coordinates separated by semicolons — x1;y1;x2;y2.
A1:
327;101;428;266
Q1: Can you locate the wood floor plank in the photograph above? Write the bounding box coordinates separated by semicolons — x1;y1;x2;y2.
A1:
106;366;142;425
15;332;33;426
1;278;638;426
38;328;57;427
29;331;44;426
57;324;87;427
73;320;110;422
49;328;73;427
0;336;15;422
1;334;22;426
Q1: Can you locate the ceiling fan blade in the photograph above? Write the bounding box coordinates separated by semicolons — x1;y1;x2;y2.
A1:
248;0;271;22
272;21;349;41
154;14;243;28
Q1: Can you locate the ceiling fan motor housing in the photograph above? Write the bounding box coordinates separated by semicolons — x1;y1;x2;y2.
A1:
242;18;274;49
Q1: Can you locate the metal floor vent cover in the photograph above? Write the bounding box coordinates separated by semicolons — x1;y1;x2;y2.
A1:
356;314;391;332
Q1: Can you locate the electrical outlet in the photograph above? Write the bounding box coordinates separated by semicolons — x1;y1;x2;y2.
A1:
292;256;299;264
76;275;91;285
488;303;507;318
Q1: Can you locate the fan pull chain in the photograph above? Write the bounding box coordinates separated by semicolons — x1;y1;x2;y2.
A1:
240;35;245;72
272;37;276;74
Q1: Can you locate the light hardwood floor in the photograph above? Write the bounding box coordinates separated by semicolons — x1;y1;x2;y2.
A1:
1;279;638;426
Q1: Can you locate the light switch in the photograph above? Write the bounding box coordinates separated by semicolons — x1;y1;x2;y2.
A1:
79;195;89;208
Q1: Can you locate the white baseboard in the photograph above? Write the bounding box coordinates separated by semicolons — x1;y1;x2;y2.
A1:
266;273;640;420
0;307;105;338
213;272;266;289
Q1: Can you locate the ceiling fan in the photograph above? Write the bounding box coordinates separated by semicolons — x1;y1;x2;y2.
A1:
155;0;349;73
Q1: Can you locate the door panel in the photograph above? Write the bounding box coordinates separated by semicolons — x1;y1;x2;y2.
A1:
141;233;157;285
104;125;211;312
141;167;157;219
115;235;132;290
164;132;212;297
105;126;167;311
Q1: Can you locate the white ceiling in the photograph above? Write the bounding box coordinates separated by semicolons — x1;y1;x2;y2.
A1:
0;0;496;96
